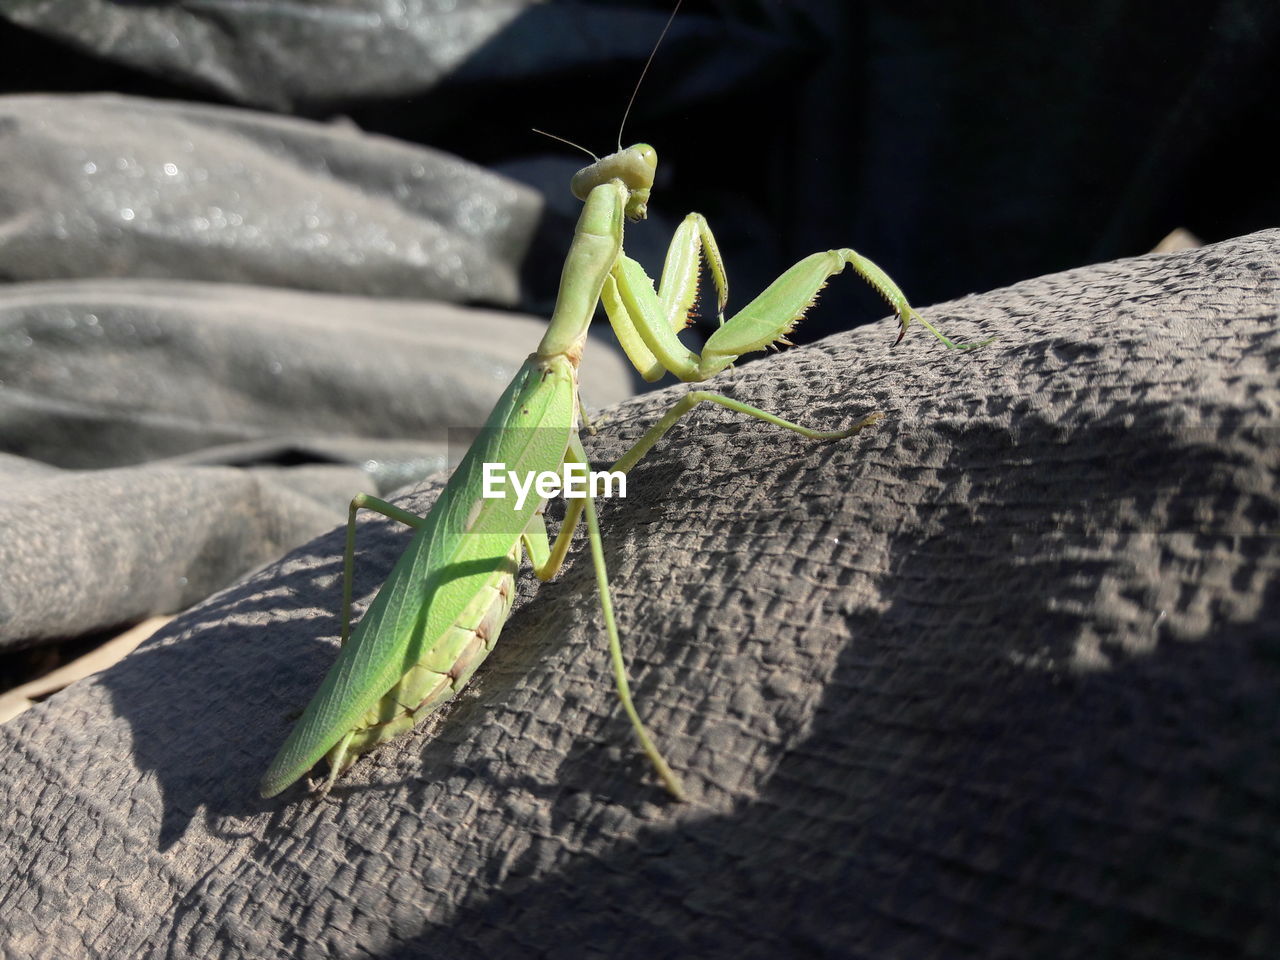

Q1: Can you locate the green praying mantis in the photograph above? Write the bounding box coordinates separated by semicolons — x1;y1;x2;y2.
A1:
259;9;984;804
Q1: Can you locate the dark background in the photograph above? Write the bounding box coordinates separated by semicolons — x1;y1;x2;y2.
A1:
2;0;1277;342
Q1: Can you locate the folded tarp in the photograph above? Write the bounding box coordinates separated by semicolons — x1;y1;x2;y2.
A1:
0;95;539;302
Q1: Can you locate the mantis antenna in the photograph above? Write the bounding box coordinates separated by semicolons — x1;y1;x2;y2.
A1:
531;128;599;160
616;0;684;150
533;0;683;159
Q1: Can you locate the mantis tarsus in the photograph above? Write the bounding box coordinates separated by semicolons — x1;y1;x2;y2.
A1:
259;15;984;804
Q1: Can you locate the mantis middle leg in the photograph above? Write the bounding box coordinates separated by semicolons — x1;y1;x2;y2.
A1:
341;494;428;645
546;390;882;577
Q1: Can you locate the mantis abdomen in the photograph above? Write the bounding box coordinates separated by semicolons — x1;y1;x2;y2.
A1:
325;549;520;779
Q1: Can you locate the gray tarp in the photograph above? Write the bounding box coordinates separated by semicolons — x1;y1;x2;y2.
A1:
1;231;1276;957
0;1;542;112
0;95;538;302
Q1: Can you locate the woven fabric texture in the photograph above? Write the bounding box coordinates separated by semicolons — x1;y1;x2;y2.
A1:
1;231;1276;959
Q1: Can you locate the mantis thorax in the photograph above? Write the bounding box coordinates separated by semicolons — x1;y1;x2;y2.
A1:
570;143;657;221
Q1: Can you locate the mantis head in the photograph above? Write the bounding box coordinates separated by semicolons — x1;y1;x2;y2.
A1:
570;143;657;221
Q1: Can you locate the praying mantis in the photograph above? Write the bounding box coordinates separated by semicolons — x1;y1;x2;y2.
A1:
259;8;984;804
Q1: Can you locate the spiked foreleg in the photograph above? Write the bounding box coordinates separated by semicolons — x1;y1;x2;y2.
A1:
609;244;988;385
605;212;729;383
699;249;927;378
658;213;728;329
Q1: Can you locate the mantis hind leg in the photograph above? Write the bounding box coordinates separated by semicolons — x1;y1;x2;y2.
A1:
567;434;687;801
342;494;427;645
317;730;356;797
531;395;876;800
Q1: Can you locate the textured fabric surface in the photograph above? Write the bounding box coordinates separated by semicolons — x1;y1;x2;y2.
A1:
0;232;1276;958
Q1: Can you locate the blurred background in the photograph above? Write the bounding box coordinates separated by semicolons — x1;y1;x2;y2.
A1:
1;0;1277;681
3;0;1278;341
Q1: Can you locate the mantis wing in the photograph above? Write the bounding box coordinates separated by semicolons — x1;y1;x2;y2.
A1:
260;355;578;796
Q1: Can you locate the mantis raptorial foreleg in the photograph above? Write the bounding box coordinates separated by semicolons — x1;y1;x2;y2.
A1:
602;213;729;381
607;214;986;388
